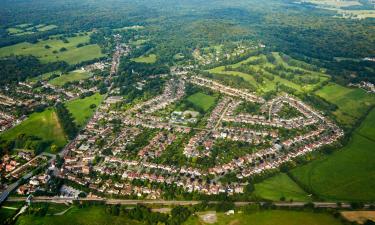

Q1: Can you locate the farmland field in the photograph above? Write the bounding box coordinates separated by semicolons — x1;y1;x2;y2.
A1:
253;173;312;202
65;93;104;126
290;108;375;201
315;83;375;127
0;108;67;149
186;92;217;112
131;54;157;63
184;210;344;225
15;206;143;225
49;70;92;86
0;33;105;64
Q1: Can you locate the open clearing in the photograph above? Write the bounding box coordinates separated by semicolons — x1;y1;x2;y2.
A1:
49;70;92;86
0;33;105;65
253;173;312;202
0;108;67;149
290;107;375;201
315;83;375;127
15;206;143;225
65;93;104;126
184;210;344;225
187;92;217;112
131;54;157;63
341;211;375;224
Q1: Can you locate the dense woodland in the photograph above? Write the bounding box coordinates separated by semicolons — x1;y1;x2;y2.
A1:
0;0;374;84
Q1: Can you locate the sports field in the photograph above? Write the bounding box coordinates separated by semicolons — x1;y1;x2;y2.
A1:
65;93;104;126
15;206;143;225
253;173;312;202
208;52;330;94
315;83;375;126
0;108;67;149
49;70;92;86
184;210;344;225
187;92;217;112
290;108;375;201
0;33;104;65
131;54;157;63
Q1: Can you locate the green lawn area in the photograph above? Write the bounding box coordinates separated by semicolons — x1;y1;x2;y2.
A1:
315;83;375;126
290;108;375;201
253;173;312;202
184;210;343;225
0;108;67;149
186;92;217;112
131;54;157;63
15;206;143;225
65;93;104;126
357;107;375;141
7;27;24;34
0;33;105;65
49;70;92;86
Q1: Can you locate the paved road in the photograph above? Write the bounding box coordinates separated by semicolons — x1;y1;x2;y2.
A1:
7;196;370;209
0;153;55;205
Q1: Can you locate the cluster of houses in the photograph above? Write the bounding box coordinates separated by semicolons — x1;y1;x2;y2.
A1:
57;73;344;198
190;76;264;103
349;81;375;94
17;174;51;195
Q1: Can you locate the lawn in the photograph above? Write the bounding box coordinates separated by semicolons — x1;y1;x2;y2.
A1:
0;33;105;65
253;173;312;202
131;54;157;63
315;83;375;126
65;93;104;126
187;92;217;112
290;108;375;201
49;70;92;86
184;210;344;225
15;206;143;225
357;107;375;141
0;108;67;149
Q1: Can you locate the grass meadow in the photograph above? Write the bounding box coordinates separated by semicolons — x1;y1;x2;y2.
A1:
65;93;104;127
253;173;312;202
49;70;92;86
0;108;67;149
315;83;375;127
131;54;157;63
0;33;104;64
290;107;375;201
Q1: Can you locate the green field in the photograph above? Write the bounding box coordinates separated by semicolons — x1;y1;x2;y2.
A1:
131;54;157;63
28;71;61;83
0;202;24;222
49;70;92;86
184;210;343;225
208;52;330;94
0;108;67;149
187;92;217;112
253;173;312;202
15;206;143;225
315;83;375;126
291;108;375;201
0;33;105;64
65;93;104;126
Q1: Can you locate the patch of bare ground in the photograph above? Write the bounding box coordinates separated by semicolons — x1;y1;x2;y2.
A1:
341;211;375;224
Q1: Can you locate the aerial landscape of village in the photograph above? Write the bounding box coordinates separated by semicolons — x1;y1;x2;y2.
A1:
0;0;375;224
